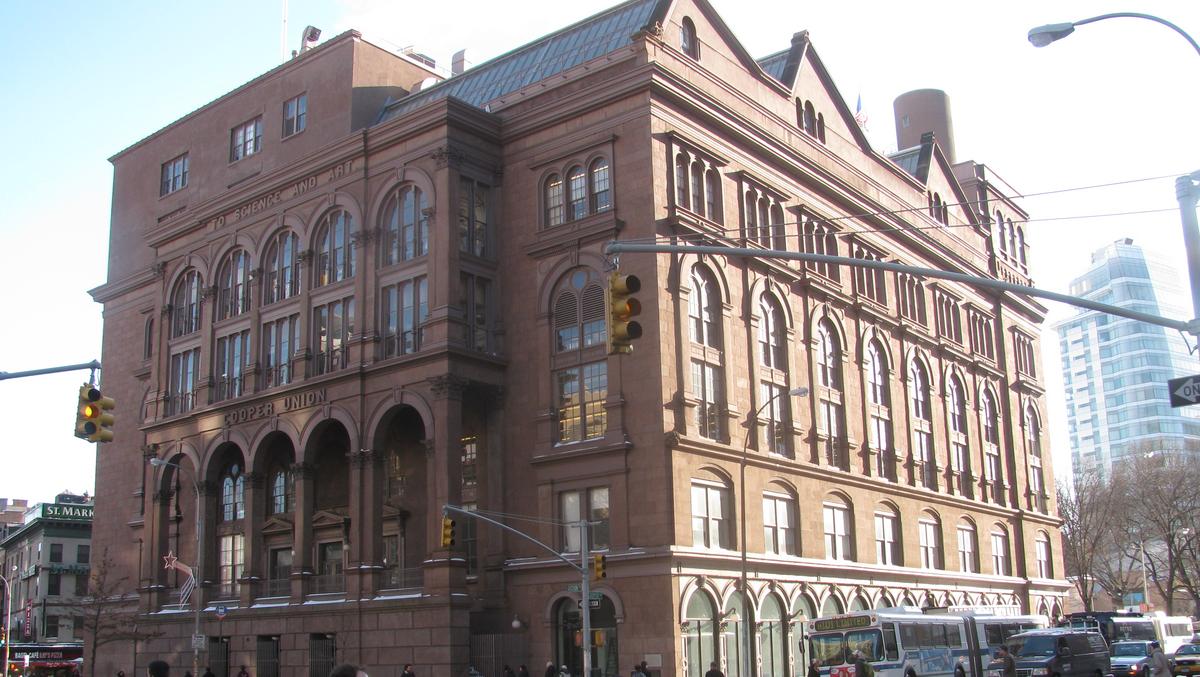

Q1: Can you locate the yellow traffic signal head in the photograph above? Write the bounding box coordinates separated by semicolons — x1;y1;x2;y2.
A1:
592;553;607;580
608;271;643;355
75;384;115;443
440;516;457;548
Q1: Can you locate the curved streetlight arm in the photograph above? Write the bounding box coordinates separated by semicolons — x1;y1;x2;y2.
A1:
1029;12;1200;58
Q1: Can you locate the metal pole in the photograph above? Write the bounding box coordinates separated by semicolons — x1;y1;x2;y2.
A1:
580;522;592;677
193;478;203;677
2;571;11;677
1141;540;1150;610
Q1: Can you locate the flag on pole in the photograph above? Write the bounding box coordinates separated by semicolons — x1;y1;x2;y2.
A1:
854;93;869;129
163;550;196;605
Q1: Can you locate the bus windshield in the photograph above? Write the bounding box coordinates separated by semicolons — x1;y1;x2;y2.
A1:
845;630;884;661
1009;636;1057;657
811;634;847;666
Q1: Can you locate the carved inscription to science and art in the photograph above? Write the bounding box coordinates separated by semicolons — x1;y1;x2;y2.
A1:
203;159;355;230
223;389;327;426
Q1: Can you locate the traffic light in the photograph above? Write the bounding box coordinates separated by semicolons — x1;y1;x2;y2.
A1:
75;384;115;443
608;270;642;355
440;516;457;548
592;553;607;581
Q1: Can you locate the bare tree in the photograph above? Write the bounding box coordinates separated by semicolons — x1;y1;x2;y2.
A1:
1059;468;1123;611
62;548;160;677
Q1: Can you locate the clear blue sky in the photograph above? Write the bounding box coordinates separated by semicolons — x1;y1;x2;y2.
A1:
0;0;1197;503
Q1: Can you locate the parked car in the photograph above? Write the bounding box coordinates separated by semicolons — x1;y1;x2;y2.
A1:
1174;644;1200;675
1111;641;1155;677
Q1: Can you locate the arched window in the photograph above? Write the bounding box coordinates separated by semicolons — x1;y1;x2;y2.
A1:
762;484;796;555
957;518;978;573
567;166;587;221
815;320;846;469
221;463;245;522
589;158;611;213
552;269;608;444
263;230;299;304
865;340;893;480
690;267;725;440
692;161;706;218
725;592;749;677
909;358;936;490
982;389;1004;504
1016;226;1027;269
170;269;203;338
918;511;942;569
143;317;154;360
704;167;718;219
947;376;971;498
216;249;251;320
270;467;293;514
1036;531;1053;578
675;155;690;210
1007;219;1018;261
381;185;429;266
1026;405;1046;511
816;113;826;143
803;101;816;135
680;17;699;59
991;524;1011;575
683;592;718;677
314;208;355;286
822;494;853;561
874;503;900;565
820;596;844;617
691;476;732;549
758;296;791;456
545;174;564;226
759;595;787;677
997;212;1009;256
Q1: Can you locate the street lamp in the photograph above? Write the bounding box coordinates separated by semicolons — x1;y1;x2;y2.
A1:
1028;12;1200;329
739;386;808;677
149;457;203;677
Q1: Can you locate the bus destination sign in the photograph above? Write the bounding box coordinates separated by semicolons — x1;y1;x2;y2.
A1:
811;615;873;632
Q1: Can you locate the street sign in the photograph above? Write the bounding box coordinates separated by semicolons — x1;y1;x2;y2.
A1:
192;634;207;650
215;604;228;620
566;584;581;593
589;592;603;599
576;599;601;609
1169;374;1200;407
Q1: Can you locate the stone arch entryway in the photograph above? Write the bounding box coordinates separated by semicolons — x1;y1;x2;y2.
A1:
373;404;428;589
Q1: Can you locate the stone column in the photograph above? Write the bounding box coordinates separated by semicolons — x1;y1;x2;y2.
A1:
291;462;315;598
423;375;467;594
240;472;265;606
348;448;382;598
145;488;175;610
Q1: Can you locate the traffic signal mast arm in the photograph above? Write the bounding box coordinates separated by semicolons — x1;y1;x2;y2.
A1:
442;504;587;573
605;242;1198;335
0;360;101;381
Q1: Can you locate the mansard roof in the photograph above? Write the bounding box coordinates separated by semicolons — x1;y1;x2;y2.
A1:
377;0;662;122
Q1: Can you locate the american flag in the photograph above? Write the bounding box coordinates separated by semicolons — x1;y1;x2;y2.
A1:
163;551;197;606
854;94;869;129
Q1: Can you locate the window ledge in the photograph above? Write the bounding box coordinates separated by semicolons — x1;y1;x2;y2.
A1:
525;211;621;258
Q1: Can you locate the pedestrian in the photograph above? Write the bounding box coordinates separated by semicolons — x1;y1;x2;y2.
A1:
518;665;530;677
237;668;250;677
204;668;216;677
995;645;1016;677
705;662;725;677
559;665;571;677
330;665;369;677
808;660;821;677
639;662;650;677
504;666;515;677
184;672;193;677
545;662;556;677
1149;641;1170;677
852;651;873;677
631;665;646;677
402;666;416;677
118;672;126;677
147;665;169;677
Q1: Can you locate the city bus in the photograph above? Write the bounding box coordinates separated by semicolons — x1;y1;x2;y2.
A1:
807;607;1048;677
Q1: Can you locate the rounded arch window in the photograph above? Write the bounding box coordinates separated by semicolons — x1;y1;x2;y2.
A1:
820;596;843;617
689;266;722;348
758;295;786;370
683;590;718;677
314;208;355;286
589;158;611;213
567;166;587;221
170;269;203;338
680;17;699;59
381;185;429;266
544;174;564;227
221;462;245;522
216;248;251;320
263;230;300;304
551;268;609;445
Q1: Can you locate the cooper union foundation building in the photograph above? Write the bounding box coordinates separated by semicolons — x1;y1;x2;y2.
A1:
88;0;1068;675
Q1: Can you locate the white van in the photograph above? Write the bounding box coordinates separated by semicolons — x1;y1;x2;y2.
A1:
1150;613;1194;656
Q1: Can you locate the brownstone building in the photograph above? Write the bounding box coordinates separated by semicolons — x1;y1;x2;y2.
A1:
88;1;1068;676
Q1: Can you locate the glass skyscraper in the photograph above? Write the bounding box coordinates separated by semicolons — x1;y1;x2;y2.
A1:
1055;239;1200;480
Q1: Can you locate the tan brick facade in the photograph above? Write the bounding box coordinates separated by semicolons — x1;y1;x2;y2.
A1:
89;4;1067;677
